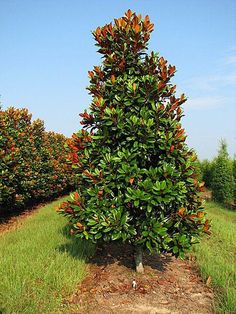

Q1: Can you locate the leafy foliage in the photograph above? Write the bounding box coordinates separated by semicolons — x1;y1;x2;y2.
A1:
58;10;208;258
232;156;236;203
211;140;234;203
0;107;76;213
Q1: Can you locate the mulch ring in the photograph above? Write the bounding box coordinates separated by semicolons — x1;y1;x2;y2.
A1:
63;243;215;314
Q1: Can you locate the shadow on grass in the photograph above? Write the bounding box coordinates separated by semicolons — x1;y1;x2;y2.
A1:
57;224;96;260
58;224;172;272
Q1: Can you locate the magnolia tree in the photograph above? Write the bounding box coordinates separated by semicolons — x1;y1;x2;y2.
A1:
58;10;209;272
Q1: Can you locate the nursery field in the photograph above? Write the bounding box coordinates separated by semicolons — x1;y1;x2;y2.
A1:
1;6;235;314
0;199;235;314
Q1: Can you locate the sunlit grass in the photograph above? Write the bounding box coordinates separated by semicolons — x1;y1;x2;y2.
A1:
0;197;95;314
193;201;236;314
1;197;235;313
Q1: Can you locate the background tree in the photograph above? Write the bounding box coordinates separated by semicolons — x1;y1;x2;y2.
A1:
232;155;236;203
199;159;214;188
0;107;76;213
58;10;208;272
211;139;234;204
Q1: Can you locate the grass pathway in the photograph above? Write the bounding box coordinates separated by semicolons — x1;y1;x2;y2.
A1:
194;202;236;314
0;197;94;314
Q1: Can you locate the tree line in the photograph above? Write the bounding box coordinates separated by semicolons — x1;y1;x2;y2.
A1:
0;107;76;215
198;139;236;205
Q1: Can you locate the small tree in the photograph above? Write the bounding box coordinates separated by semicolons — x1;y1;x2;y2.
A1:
59;10;208;272
211;140;234;203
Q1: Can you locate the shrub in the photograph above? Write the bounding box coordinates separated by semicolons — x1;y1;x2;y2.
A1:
58;10;208;272
211;140;234;204
0;107;76;214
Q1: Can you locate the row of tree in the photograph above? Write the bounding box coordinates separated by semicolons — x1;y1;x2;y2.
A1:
0;107;76;214
199;140;236;204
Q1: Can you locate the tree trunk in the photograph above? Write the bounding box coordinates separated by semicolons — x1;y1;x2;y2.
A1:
134;246;144;273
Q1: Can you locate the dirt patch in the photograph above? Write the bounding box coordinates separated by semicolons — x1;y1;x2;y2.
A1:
201;189;236;210
200;190;212;201
0;193;70;234
64;243;215;314
0;196;64;234
0;205;42;234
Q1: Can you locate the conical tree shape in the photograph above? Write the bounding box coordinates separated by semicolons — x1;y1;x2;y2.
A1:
59;10;209;272
211;140;234;203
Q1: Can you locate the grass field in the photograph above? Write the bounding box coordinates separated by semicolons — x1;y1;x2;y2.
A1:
0;198;235;314
193;201;236;314
0;197;95;314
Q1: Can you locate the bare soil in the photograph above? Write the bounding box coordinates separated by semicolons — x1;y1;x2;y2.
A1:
0;205;42;234
64;243;215;314
201;190;212;201
0;196;63;234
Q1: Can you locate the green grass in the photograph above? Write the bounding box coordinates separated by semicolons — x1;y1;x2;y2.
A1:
1;198;235;314
193;201;236;314
0;197;95;314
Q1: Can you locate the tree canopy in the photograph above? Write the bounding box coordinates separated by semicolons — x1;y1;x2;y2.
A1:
58;10;209;270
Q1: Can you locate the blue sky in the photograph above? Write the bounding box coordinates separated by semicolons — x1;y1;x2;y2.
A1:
0;0;235;160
